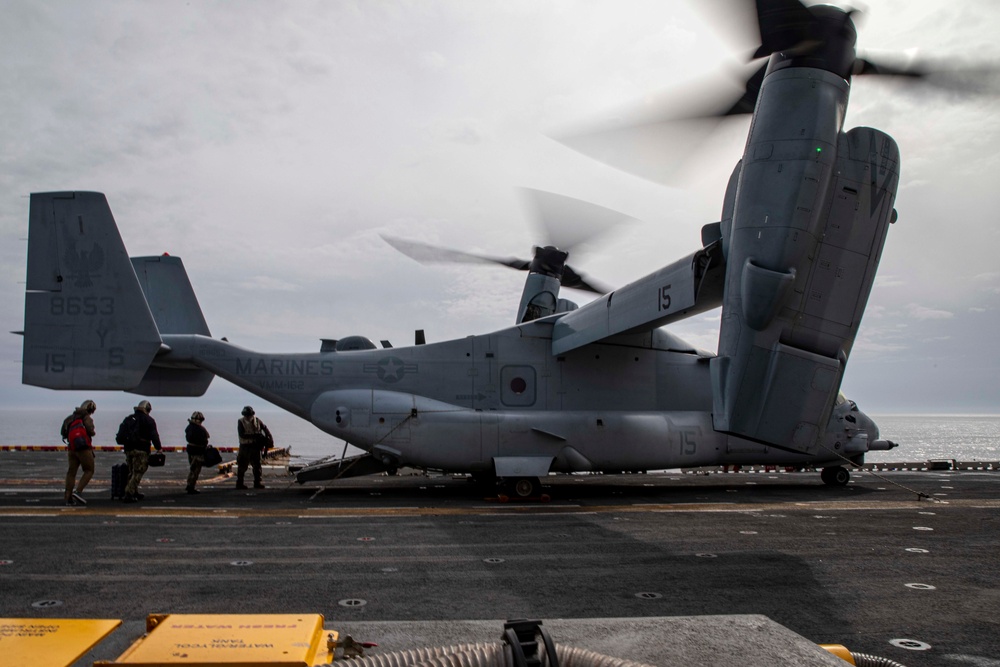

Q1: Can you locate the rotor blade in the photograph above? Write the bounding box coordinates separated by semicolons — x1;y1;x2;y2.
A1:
554;116;727;184
686;0;762;61
687;0;818;61
753;0;819;59
551;66;759;183
380;235;529;270
518;188;634;253
854;57;924;79
855;56;1000;95
561;264;613;294
718;63;768;116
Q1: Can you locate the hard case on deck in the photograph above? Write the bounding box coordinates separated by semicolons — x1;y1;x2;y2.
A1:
111;462;128;499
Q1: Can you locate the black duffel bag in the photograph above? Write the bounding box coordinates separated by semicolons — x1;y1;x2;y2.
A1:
147;451;166;467
202;446;222;467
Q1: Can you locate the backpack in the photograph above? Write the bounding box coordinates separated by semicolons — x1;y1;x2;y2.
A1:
115;414;140;446
67;417;91;451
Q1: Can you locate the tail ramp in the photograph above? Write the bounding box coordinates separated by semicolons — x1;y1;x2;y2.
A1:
22;192;162;390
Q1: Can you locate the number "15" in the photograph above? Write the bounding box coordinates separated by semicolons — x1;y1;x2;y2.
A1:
658;285;672;312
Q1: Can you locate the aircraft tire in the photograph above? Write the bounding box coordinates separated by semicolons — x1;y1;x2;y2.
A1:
822;466;850;486
509;477;540;498
820;467;831;484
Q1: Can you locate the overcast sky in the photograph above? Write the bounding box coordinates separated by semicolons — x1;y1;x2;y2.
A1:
2;0;999;419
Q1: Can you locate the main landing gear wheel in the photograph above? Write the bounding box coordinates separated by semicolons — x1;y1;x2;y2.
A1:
821;465;851;486
498;476;541;499
513;477;541;498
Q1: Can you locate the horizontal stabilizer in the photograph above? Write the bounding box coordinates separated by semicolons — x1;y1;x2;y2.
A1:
129;366;214;397
129;255;214;396
132;255;210;336
22;192;161;390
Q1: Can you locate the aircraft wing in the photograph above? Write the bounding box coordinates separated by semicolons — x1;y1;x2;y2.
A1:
551;242;724;355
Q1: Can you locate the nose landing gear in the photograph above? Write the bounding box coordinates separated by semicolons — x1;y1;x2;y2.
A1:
821;465;851;486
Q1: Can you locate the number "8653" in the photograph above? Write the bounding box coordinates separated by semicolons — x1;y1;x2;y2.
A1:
50;296;115;316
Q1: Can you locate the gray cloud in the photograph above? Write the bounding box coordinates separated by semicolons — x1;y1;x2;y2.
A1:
906;304;955;321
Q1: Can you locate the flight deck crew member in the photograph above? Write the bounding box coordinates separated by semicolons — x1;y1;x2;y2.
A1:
123;400;162;503
236;406;272;489
185;411;210;494
61;399;97;506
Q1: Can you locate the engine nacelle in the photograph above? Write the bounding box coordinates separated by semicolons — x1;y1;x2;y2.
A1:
711;66;899;454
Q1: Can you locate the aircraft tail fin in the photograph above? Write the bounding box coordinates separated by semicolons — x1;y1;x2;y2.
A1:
128;255;215;396
22;192;162;390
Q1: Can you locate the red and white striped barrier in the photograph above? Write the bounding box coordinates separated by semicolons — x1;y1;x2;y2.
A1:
0;445;240;453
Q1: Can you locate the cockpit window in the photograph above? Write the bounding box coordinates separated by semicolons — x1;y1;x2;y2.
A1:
834;393;859;411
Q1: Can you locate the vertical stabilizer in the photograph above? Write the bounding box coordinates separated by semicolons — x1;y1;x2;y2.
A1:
22;192;162;389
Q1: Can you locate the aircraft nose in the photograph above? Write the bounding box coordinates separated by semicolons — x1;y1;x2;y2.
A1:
861;412;880;442
858;410;898;451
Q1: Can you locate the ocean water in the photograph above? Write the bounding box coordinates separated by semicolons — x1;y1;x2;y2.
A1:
0;408;997;464
869;414;1000;463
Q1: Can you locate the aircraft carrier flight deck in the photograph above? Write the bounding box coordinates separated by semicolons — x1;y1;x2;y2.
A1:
1;449;998;666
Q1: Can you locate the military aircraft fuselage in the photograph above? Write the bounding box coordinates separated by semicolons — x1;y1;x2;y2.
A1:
159;317;875;477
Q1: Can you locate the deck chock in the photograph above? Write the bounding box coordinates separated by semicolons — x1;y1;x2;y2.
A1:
332;634;378;659
0;617;122;667
94;613;336;666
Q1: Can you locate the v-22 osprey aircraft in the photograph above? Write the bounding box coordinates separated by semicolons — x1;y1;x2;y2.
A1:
21;0;921;497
